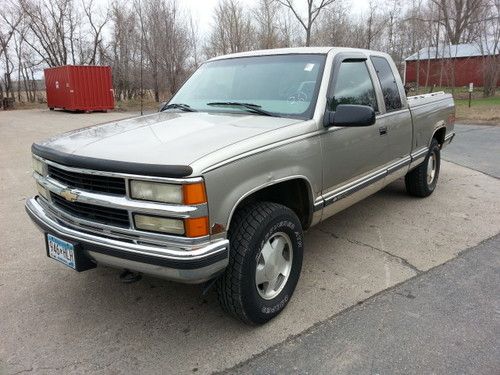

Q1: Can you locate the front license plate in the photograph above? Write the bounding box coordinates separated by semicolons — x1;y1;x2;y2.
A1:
47;234;76;269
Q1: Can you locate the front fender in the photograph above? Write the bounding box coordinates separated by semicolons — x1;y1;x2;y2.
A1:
202;134;322;236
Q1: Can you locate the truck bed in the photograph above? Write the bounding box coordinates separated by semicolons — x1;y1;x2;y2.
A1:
407;91;455;151
407;91;452;108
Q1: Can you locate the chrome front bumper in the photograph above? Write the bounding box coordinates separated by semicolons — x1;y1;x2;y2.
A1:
25;197;229;283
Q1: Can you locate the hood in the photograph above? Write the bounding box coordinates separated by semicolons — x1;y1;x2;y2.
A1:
36;112;302;174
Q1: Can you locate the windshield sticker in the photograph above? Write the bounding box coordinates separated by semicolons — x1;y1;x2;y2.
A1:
304;63;315;72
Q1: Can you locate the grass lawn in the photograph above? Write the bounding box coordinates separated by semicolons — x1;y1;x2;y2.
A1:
455;95;500;124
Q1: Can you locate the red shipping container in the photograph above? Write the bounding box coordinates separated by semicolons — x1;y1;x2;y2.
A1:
44;65;114;112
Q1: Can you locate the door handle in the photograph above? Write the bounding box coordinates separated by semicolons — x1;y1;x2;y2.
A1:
379;126;388;136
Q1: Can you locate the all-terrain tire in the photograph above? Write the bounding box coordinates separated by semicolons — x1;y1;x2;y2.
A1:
216;201;304;325
405;138;441;197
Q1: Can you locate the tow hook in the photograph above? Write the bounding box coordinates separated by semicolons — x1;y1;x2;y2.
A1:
119;269;142;283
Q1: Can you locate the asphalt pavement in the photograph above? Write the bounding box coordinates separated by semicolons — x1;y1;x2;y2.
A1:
225;234;500;375
444;124;500;178
0;112;499;375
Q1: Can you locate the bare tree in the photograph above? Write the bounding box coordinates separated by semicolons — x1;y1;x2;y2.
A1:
276;0;336;46
479;0;500;96
276;5;302;47
364;0;386;50
1;0;497;108
0;5;22;101
82;0;110;65
253;0;283;49
205;0;254;57
430;0;490;44
159;1;192;96
315;4;352;46
386;0;401;56
107;1;141;100
16;0;108;67
17;0;78;66
140;0;163;102
189;15;200;68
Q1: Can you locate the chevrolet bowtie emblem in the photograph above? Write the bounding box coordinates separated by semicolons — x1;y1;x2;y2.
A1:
60;189;79;202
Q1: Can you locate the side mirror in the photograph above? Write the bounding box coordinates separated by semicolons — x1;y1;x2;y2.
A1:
324;104;376;127
159;102;167;112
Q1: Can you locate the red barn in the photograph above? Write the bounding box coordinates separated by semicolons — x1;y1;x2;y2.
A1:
404;42;500;88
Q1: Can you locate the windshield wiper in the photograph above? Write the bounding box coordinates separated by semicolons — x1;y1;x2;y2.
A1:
161;103;197;112
206;102;276;117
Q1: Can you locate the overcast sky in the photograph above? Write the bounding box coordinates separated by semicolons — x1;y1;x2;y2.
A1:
90;0;370;39
181;0;368;34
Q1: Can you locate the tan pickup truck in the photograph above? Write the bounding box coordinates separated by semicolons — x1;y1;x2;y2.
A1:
26;47;455;324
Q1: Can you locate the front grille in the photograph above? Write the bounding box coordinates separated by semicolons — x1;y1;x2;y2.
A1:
48;165;126;195
50;193;130;228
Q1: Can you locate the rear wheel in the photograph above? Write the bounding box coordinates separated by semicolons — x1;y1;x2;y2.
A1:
216;202;303;324
405;138;441;197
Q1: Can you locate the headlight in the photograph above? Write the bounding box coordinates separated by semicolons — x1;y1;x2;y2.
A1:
129;180;207;205
130;180;183;204
32;156;46;176
134;214;185;235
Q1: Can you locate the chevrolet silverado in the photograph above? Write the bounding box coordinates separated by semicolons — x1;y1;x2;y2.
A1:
26;47;455;324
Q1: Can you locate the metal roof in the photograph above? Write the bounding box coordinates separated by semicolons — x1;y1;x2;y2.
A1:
405;41;499;61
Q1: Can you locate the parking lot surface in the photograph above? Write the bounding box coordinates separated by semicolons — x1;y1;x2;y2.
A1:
443;123;500;178
1;110;499;374
226;234;500;375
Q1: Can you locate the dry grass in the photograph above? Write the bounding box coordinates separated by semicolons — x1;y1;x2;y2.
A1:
11;101;47;110
455;96;500;124
1;97;158;113
114;98;159;112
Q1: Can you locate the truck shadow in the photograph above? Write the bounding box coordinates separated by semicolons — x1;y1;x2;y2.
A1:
60;178;410;317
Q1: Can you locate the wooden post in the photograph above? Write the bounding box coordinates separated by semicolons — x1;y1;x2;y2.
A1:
468;83;473;108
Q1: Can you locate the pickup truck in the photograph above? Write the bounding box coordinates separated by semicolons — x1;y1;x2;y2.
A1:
26;47;455;324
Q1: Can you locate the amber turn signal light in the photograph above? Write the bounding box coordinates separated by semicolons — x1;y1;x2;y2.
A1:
183;182;207;205
184;217;209;237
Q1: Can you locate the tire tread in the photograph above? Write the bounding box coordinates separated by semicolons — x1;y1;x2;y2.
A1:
216;201;290;324
405;139;440;197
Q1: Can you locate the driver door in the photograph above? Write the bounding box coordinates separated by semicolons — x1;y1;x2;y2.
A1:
319;55;391;218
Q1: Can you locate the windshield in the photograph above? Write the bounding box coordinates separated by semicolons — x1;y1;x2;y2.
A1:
169;54;326;119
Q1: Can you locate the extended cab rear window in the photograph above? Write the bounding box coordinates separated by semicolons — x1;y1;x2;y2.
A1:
370;56;402;112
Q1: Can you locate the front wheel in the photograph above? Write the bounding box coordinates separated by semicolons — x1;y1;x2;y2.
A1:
216;202;304;324
405;138;441;197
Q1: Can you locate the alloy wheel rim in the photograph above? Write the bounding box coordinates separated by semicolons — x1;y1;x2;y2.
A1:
255;232;293;300
427;152;436;184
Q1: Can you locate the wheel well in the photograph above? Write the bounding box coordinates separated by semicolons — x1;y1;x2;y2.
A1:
433;127;446;147
231;179;313;230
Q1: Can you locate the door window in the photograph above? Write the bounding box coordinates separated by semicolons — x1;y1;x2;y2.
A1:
370;56;402;112
329;60;378;112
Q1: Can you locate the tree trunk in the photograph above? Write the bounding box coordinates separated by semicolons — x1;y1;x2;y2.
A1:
21;64;29;102
483;56;498;97
416;54;420;92
17;58;21;102
31;70;37;103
